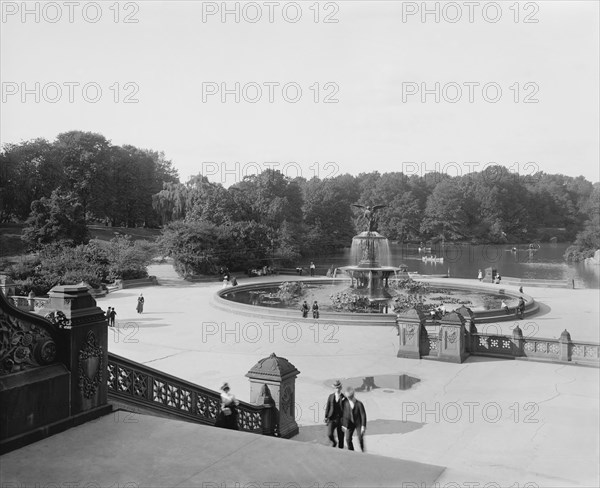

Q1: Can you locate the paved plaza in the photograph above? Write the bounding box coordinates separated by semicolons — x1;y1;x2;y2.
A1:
89;263;600;488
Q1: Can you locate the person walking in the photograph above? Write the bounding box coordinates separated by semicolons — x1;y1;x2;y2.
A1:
312;300;319;319
477;269;483;281
301;300;309;318
106;307;113;327
109;307;117;327
342;386;367;452
214;382;239;430
324;380;345;448
516;296;525;319
501;300;509;314
310;262;316;277
136;293;145;314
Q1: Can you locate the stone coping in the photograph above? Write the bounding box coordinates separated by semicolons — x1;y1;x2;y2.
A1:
212;278;537;326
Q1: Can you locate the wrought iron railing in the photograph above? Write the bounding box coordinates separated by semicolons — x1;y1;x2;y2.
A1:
107;353;268;434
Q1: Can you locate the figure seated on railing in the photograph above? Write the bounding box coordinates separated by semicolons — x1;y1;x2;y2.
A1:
215;382;239;430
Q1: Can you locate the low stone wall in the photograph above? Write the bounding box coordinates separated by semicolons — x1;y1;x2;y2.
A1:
213;279;397;327
413;279;538;323
399;309;599;367
213;278;531;327
500;276;573;288
118;276;158;289
470;330;599;366
7;296;49;313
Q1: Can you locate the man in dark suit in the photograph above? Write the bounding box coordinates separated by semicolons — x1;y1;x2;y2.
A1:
342;386;367;452
324;380;345;448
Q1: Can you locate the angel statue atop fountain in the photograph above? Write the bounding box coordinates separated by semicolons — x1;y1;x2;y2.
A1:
352;204;387;232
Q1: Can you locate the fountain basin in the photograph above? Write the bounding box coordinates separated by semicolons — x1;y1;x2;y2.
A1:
213;278;538;326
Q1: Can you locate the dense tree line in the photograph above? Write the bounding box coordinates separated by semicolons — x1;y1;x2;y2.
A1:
154;167;599;274
0;131;179;227
1;131;598;275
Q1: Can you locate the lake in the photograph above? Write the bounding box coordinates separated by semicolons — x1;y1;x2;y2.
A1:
307;242;600;289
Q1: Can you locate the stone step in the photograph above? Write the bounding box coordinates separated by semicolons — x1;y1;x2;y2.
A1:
0;412;445;488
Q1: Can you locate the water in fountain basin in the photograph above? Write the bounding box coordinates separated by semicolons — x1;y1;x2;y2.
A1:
350;232;392;267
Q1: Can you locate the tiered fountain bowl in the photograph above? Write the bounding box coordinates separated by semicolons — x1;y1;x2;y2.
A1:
338;231;406;302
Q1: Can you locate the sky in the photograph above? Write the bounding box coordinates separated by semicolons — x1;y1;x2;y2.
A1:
1;0;599;186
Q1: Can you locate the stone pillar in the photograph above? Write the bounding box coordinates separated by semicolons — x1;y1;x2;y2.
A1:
246;353;300;438
512;325;524;357
397;308;426;359
438;312;468;363
47;284;109;416
559;329;572;363
455;306;475;353
255;383;276;436
0;274;16;297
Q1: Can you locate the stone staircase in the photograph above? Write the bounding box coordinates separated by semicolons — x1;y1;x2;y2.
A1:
0;413;445;488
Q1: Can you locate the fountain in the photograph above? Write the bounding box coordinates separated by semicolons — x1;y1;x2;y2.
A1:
216;202;537;323
339;231;403;302
336;204;405;304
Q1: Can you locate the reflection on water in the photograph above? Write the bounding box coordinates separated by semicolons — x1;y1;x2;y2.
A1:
307;243;600;289
324;374;420;392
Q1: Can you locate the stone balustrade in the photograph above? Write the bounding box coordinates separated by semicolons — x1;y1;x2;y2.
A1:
398;307;599;367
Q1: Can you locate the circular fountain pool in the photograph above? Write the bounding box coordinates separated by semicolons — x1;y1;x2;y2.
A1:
214;278;538;325
221;280;511;313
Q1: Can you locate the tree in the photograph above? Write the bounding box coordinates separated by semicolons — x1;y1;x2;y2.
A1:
104;235;154;280
22;190;89;249
0;138;61;220
420;179;468;240
565;185;600;261
54;131;111;218
157;220;219;276
301;175;358;253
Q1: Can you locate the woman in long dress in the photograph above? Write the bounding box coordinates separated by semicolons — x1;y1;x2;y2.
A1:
136;294;144;314
215;382;239;430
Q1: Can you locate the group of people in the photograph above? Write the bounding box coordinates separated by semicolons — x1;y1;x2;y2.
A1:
105;293;144;326
501;296;526;319
477;269;502;284
325;380;367;452
301;300;319;319
296;262;320;276
221;270;238;288
213;379;368;452
106;307;117;327
429;304;446;320
248;265;275;277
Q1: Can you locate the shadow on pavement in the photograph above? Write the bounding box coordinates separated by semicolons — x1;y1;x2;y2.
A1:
294;419;424;446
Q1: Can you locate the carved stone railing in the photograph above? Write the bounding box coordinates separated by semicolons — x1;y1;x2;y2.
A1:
571;341;600;363
406;306;599;366
472;334;520;358
522;337;561;359
471;332;599;366
2;284;112;453
107;353;269;434
7;296;49;313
